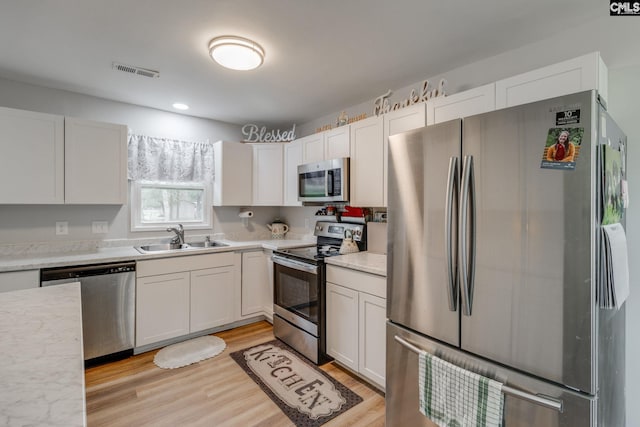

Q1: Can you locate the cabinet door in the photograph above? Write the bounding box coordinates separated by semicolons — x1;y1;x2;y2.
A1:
65;117;127;204
495;52;607;109
324;126;350;159
383;103;427;207
136;272;190;347
358;292;387;388
241;251;269;316
326;282;359;371
190;266;236;332
300;133;325;163
252;143;284;206
0;107;64;204
213;141;253;206
350;116;384;207
283;140;303;206
427;83;496;124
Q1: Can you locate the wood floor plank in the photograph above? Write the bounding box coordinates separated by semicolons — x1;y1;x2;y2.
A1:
85;321;385;426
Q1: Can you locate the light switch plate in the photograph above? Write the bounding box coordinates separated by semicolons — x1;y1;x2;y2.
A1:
56;221;69;235
91;221;109;234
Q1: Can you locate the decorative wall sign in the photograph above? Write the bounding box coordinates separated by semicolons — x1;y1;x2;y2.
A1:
242;123;296;143
373;78;448;116
316;124;333;133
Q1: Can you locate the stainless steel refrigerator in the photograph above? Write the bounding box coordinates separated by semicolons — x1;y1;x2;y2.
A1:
386;90;626;426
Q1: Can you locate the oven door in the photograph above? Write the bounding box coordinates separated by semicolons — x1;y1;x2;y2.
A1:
272;255;319;334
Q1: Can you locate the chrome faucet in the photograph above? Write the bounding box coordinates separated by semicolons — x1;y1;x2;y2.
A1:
167;224;185;245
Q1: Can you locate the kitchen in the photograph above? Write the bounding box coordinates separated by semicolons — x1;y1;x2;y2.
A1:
1;1;639;426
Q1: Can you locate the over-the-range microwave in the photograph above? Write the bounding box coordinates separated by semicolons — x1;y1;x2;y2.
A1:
297;158;349;204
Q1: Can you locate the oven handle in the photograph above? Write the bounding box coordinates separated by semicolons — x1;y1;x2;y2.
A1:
271;255;318;275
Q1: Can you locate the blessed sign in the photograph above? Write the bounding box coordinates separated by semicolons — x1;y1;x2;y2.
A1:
373;78;447;116
242;123;296;143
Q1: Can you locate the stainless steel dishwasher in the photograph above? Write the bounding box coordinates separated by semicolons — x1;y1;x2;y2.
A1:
41;261;136;362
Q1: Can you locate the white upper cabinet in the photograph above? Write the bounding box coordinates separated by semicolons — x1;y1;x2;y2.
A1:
324;126;350;159
350;116;384;207
384;102;427;139
495;52;608;109
0;107;128;205
299;126;351;164
64;117;128;204
383;102;427;207
283;139;303;206
212;141;253;206
252;143;284;206
299;133;325;163
427;83;496;124
0;107;64;204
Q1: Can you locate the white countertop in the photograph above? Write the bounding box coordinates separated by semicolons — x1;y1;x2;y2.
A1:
0;239;315;273
325;251;387;276
0;283;85;427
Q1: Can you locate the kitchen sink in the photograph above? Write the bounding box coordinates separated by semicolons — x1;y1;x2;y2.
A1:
134;241;228;254
185;241;228;248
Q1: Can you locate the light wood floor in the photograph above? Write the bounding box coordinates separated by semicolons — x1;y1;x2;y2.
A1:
85;321;385;426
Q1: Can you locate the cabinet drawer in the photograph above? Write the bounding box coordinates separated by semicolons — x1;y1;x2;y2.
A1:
326;265;386;299
137;251;237;277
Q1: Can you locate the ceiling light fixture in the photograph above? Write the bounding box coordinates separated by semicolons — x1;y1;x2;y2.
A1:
208;36;265;71
172;102;189;110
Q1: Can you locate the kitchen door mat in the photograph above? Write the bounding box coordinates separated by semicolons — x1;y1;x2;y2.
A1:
230;339;362;427
154;335;226;369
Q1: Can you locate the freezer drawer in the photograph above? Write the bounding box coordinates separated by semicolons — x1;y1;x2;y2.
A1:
386;322;595;427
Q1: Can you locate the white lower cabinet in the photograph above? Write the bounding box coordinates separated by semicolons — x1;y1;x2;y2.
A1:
240;250;274;319
326;283;359;371
190;266;237;332
326;265;386;389
241;250;271;317
136;252;241;348
358;292;386;387
136;272;190;346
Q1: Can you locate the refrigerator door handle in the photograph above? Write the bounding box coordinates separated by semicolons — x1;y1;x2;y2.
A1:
393;335;564;413
459;155;476;316
445;156;459;311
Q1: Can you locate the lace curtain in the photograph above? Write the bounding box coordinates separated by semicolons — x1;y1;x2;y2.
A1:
127;134;214;182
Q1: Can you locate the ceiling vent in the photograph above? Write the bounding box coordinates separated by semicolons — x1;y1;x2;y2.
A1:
112;62;160;79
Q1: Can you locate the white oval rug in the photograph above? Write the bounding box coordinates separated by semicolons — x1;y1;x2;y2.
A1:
154;335;226;369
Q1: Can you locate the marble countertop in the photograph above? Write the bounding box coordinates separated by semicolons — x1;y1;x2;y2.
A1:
0;283;85;427
0;239;315;273
325;251;387;276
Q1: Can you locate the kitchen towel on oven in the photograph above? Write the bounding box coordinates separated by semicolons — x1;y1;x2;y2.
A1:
418;350;504;427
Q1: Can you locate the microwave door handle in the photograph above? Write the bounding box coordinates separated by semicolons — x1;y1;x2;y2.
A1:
326;170;334;196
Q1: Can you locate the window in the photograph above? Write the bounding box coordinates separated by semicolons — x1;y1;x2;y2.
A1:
131;181;211;231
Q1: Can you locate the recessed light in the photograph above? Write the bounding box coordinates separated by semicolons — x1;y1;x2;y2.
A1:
172;103;189;110
208;36;265;71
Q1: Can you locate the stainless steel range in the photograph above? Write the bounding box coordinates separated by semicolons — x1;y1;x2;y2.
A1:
272;221;366;364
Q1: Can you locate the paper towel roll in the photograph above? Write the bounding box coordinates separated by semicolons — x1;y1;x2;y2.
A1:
238;210;254;218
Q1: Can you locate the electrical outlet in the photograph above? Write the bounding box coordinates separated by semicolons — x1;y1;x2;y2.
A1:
55;221;69;235
304;218;310;230
92;221;109;234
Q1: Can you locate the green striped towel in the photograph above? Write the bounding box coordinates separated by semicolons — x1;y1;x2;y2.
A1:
418;350;504;427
